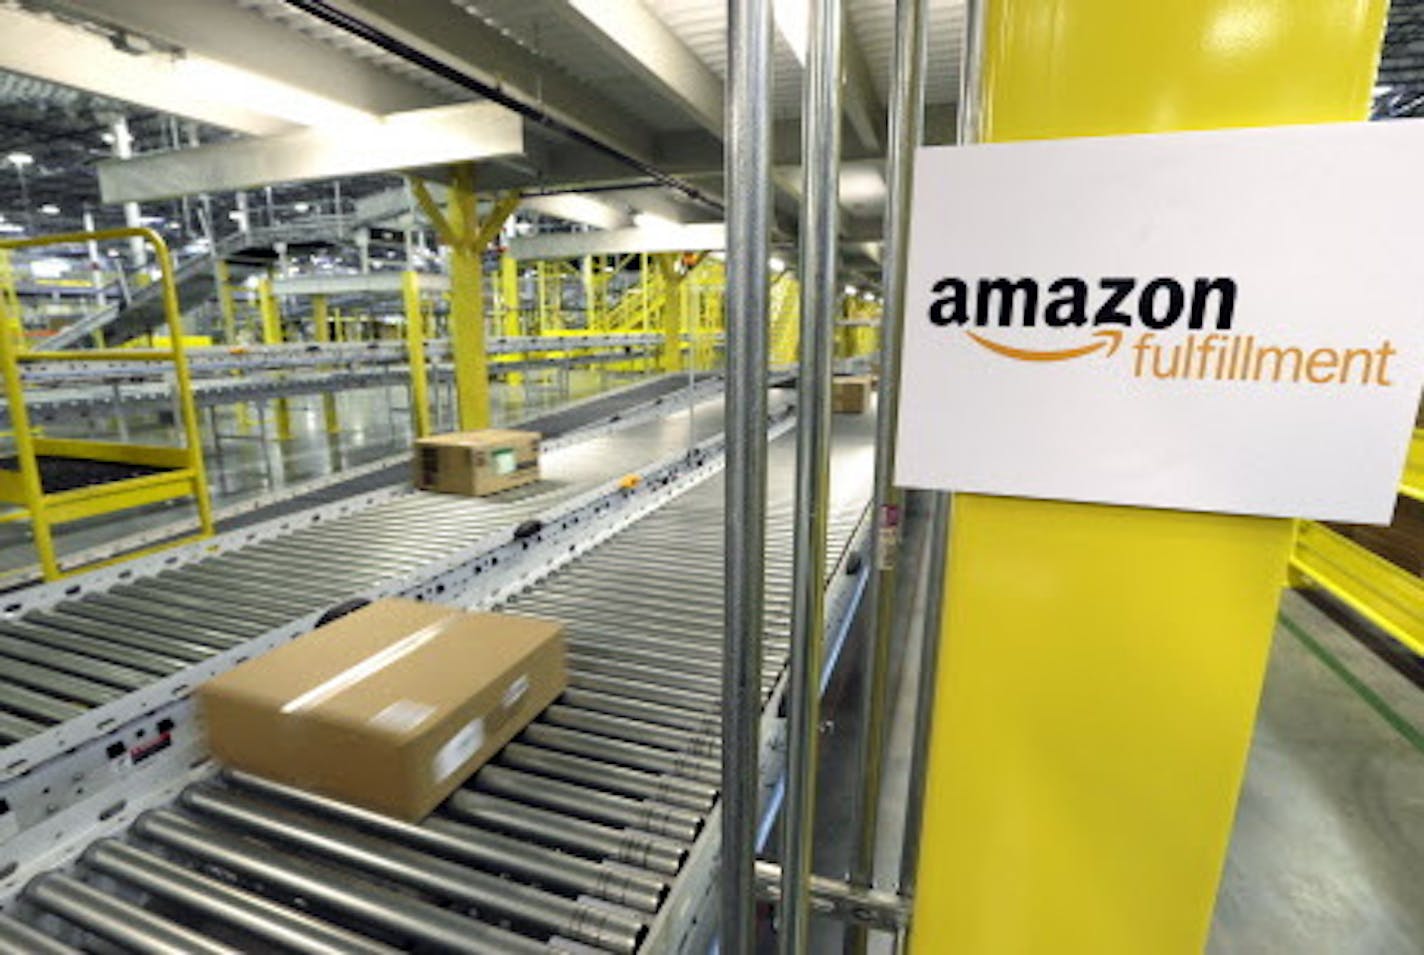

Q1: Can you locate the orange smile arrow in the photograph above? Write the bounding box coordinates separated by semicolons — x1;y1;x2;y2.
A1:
966;328;1124;362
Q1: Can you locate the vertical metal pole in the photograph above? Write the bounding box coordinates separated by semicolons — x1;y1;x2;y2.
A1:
110;117;147;269
895;492;949;898
81;211;107;310
847;1;933;951
895;5;982;917
781;0;841;949
723;0;772;950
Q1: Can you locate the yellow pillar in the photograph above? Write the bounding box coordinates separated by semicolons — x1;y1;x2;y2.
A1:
909;4;1388;955
257;275;292;442
501;251;523;389
312;293;339;435
655;254;683;373
402;271;432;438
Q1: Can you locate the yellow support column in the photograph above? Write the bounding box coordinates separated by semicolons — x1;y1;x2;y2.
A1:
402;271;432;438
410;167;519;431
257;275;292;442
501;251;523;389
909;4;1388;955
311;293;339;435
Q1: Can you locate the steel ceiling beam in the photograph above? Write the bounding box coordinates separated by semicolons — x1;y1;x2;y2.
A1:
506;223;725;260
0;7;289;136
319;0;660;165
32;0;448;118
97;103;524;203
842;26;885;150
549;0;726;137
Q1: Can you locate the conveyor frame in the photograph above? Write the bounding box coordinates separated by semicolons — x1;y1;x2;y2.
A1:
0;407;795;899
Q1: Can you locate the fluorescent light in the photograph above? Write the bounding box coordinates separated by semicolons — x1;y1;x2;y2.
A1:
100;131;116;145
633;211;677;231
6;152;33;168
0;223;24;234
38;204;60;216
845;284;857;296
294;202;311;214
176;57;376;128
773;0;809;66
769;256;787;273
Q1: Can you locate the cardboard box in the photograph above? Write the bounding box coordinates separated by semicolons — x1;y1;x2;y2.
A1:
832;375;875;414
413;429;541;496
198;598;566;820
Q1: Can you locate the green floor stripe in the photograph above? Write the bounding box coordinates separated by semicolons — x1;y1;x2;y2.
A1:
1280;613;1424;757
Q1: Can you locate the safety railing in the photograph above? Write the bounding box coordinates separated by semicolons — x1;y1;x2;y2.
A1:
0;228;214;580
1291;429;1424;656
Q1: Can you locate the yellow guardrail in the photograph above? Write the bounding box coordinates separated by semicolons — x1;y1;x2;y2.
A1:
1291;435;1424;655
0;227;214;580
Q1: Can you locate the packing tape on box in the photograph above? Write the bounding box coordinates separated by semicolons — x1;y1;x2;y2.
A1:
280;619;454;715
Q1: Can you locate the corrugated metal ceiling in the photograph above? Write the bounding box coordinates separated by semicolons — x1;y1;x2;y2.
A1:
457;0;705;131
235;0;472;101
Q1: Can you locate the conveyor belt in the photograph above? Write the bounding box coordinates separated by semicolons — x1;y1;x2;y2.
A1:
0;398;740;750
0;415;875;953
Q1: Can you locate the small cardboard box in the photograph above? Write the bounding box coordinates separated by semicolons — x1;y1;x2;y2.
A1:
413;429;541;496
832;375;875;414
198;598;566;821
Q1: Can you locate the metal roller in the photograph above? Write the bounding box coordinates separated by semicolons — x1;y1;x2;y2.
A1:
520;724;720;786
175;787;647;953
500;743;717;813
544;704;721;756
0;635;156;689
0;913;80;955
560;687;722;735
474;765;703;843
442;789;688;876
0;708;46;744
221;771;669;913
84;840;401;955
0;682;86;724
0;619;188;674
0;658;124;708
134;810;549;955
27;872;243;955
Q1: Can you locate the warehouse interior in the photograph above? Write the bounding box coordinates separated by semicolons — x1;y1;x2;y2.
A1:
0;1;1420;953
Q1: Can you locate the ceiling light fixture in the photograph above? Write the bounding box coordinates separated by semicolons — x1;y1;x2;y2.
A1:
39;204;60;216
6;152;33;168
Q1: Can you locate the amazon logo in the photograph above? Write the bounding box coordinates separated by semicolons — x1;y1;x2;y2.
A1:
928;276;1237;362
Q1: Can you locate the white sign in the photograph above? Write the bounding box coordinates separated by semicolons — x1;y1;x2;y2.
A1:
895;122;1424;524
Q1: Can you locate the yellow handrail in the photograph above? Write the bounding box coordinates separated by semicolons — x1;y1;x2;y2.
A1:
0;226;214;579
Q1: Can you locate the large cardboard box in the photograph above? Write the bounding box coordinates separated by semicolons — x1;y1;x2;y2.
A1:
832;375;875;414
413;429;541;496
198;598;566;820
